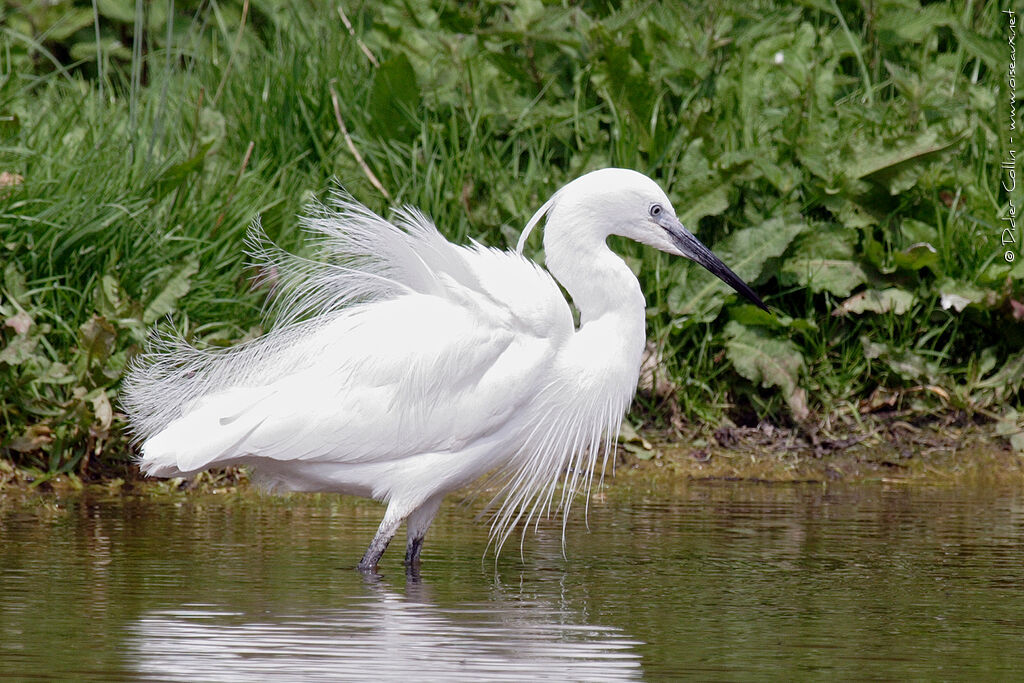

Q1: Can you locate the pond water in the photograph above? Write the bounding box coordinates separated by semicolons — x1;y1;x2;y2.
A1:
2;480;1023;680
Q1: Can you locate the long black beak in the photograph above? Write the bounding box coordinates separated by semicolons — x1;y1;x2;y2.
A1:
663;218;769;312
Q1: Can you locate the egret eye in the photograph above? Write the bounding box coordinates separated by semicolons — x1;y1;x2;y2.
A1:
649;204;663;218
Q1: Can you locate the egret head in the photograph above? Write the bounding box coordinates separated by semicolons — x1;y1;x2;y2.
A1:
519;168;769;312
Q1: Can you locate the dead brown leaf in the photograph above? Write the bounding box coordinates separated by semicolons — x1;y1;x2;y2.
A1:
4;310;32;335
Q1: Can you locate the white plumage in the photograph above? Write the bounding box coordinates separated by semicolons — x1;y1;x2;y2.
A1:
123;168;766;571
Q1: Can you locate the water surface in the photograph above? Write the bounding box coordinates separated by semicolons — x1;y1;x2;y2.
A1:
2;481;1023;679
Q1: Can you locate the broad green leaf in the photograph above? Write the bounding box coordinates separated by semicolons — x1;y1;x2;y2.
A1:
781;226;867;296
96;275;125;320
995;408;1024;455
40;361;73;385
753;158;800;194
7;425;53;454
983;256;1024;285
144;257;200;324
876;5;954;44
831;198;877;229
861;235;889;272
675;138;737;225
847;130;962;195
973;351;1024;406
69;38;133;63
860;337;888;360
859;336;940;385
43;9;95;41
96;0;136;23
952;26;1003;69
784;258;867;296
667;277;725;324
1012;257;1024;281
0;331;38;365
728;304;777;327
679;185;729;227
977;347;999;379
618;420;654;459
892;242;939;272
937;278;995;312
724;321;808;420
3;262;27;302
900;219;938;244
833;288;915;316
728;304;818;332
78;315;117;368
796;138;837;188
368;53;421;141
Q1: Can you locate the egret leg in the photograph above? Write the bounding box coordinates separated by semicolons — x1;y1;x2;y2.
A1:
357;504;404;573
404;494;444;567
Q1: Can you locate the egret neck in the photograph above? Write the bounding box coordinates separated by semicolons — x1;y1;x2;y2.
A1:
542;201;648;380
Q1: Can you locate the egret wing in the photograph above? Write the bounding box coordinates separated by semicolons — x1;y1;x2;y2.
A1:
130;191;575;481
141;289;565;476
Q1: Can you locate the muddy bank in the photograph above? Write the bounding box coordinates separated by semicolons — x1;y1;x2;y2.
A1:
619;420;1024;487
2;419;1021;502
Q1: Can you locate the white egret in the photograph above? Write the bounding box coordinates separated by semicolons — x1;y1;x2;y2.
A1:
123;168;767;571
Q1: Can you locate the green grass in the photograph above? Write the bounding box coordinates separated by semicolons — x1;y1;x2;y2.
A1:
0;0;1021;475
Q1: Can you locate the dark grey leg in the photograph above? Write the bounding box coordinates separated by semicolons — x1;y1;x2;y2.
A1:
357;507;403;573
403;494;444;567
404;536;424;567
